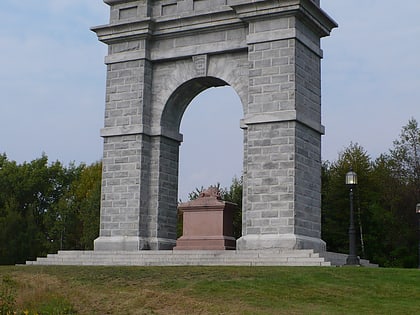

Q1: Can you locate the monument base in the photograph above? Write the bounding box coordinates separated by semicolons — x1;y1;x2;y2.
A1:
236;234;326;253
94;236;176;251
174;235;236;250
174;186;237;250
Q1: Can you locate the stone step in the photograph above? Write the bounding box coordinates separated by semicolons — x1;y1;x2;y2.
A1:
28;257;325;265
40;252;318;261
26;249;331;267
52;249;319;256
321;252;378;268
27;260;330;267
40;249;317;258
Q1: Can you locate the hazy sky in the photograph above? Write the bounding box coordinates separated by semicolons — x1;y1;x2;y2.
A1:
1;1;419;200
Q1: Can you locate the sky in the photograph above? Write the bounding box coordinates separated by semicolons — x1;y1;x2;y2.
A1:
0;1;419;200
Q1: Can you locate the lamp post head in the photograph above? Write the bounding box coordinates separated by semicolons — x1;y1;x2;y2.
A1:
345;168;358;187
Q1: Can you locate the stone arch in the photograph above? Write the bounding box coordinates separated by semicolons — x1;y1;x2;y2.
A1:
153;52;249;137
92;0;337;252
161;77;230;134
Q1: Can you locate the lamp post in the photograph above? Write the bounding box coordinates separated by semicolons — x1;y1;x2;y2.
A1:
345;168;360;265
416;203;420;269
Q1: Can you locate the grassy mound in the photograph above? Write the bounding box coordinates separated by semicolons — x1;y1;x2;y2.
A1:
1;266;419;314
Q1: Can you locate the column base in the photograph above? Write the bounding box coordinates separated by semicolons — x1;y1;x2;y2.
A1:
345;255;361;266
236;234;326;253
94;236;176;251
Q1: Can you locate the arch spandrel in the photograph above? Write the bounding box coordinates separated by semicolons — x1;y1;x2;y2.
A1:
93;0;337;252
155;53;248;135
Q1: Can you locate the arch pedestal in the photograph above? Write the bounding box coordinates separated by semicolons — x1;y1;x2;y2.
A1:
92;0;337;252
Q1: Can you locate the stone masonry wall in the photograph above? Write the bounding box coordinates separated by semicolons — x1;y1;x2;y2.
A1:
295;123;322;238
247;38;296;115
98;134;143;245
240;15;299;247
104;59;150;128
243;121;296;236
293;34;323;239
149;136;180;248
237;10;330;250
96;52;155;250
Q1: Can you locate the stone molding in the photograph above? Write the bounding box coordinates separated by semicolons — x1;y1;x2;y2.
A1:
240;111;325;135
100;125;184;142
237;234;327;253
92;0;336;63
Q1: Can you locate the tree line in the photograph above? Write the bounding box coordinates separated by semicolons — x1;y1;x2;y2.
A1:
0;118;419;267
322;118;420;267
0;156;101;265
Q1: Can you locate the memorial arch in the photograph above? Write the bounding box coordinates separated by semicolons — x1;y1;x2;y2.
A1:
92;0;337;252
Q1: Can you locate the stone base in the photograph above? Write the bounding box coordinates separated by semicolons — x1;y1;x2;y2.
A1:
174;236;236;250
236;234;326;253
26;249;332;266
94;236;176;251
321;252;378;267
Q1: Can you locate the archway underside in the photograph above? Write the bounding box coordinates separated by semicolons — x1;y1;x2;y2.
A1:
162;77;229;133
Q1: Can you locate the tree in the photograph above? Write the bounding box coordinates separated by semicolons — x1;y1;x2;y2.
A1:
322;143;374;257
221;176;243;239
389;117;420;201
43;162;102;251
68;162;102;249
40;161;83;253
322;118;420;267
372;118;420;267
0;154;101;264
0;155;62;263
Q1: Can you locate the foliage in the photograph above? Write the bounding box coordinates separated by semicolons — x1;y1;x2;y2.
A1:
223;176;243;239
63;162;102;250
0;155;101;265
322;118;420;267
322;143;374;256
389;118;420;193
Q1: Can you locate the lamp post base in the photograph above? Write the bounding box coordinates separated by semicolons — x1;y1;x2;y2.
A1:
345;255;361;266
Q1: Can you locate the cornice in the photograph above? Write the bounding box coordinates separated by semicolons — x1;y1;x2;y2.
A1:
230;0;337;37
103;0;140;5
92;6;243;44
91;18;153;44
91;0;337;49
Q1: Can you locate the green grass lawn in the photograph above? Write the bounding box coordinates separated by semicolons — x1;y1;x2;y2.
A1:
1;265;419;314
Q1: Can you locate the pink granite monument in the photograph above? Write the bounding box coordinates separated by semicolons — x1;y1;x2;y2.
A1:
174;187;236;250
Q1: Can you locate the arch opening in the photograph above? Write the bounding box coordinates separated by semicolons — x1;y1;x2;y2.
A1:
178;85;244;201
161;78;245;243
